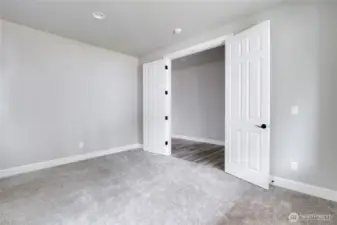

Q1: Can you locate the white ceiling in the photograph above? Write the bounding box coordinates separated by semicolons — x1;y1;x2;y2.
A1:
0;0;281;57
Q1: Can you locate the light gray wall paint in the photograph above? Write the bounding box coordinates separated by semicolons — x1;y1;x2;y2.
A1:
172;59;224;141
0;20;140;170
141;2;337;191
137;65;143;143
172;46;224;70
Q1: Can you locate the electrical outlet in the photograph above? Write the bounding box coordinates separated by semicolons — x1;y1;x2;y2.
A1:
79;142;84;149
291;161;298;171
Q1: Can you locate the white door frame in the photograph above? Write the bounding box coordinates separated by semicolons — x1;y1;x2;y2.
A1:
163;34;233;155
150;22;271;189
165;34;233;60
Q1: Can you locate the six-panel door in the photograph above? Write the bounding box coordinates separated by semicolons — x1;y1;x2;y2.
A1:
225;21;270;189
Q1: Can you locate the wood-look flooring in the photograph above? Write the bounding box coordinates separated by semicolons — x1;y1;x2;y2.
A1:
171;138;224;170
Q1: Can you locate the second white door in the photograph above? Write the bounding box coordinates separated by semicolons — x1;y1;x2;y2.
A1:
225;21;271;189
143;59;171;155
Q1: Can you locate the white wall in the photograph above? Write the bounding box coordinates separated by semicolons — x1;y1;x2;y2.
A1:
0;20;140;170
172;60;224;141
141;2;337;191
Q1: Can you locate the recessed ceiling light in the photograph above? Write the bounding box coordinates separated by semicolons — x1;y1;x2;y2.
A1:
93;12;106;20
173;28;183;35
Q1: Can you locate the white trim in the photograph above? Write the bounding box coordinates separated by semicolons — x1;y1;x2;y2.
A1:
271;176;337;203
165;57;172;155
150;33;231;162
172;135;225;146
165;34;233;60
0;144;142;179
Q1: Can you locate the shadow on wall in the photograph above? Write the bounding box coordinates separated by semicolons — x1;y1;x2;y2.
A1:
314;3;337;190
138;65;143;143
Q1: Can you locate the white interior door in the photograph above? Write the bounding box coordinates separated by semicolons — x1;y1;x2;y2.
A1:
143;59;171;155
225;21;270;189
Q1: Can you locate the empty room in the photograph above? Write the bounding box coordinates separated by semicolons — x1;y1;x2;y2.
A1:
171;46;225;170
1;1;337;224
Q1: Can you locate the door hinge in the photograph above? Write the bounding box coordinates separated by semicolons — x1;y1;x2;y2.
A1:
165;90;168;95
165;141;168;146
165;116;168;120
165;65;168;70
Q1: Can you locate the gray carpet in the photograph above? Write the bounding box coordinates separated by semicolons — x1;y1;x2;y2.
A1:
0;149;336;225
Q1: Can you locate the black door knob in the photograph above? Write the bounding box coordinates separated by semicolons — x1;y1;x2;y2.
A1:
256;124;267;129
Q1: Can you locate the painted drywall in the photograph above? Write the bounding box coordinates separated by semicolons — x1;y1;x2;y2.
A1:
0;20;140;170
141;2;337;191
172;46;224;70
172;49;224;141
0;1;281;57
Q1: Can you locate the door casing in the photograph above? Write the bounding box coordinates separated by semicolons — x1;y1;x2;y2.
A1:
143;21;271;189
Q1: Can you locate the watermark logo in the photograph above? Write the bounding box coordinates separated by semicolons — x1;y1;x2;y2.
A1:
288;212;332;223
288;212;299;223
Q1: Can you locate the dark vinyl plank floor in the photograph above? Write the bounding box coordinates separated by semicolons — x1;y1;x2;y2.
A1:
171;138;224;170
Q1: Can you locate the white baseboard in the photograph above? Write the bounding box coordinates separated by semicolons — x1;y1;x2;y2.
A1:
271;176;337;203
172;135;225;146
0;143;143;179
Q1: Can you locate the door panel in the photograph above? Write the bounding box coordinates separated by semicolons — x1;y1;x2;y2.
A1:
225;21;270;189
143;59;171;155
247;131;261;171
248;59;262;120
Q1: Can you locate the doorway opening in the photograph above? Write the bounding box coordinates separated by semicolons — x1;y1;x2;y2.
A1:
143;21;270;189
170;46;225;170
